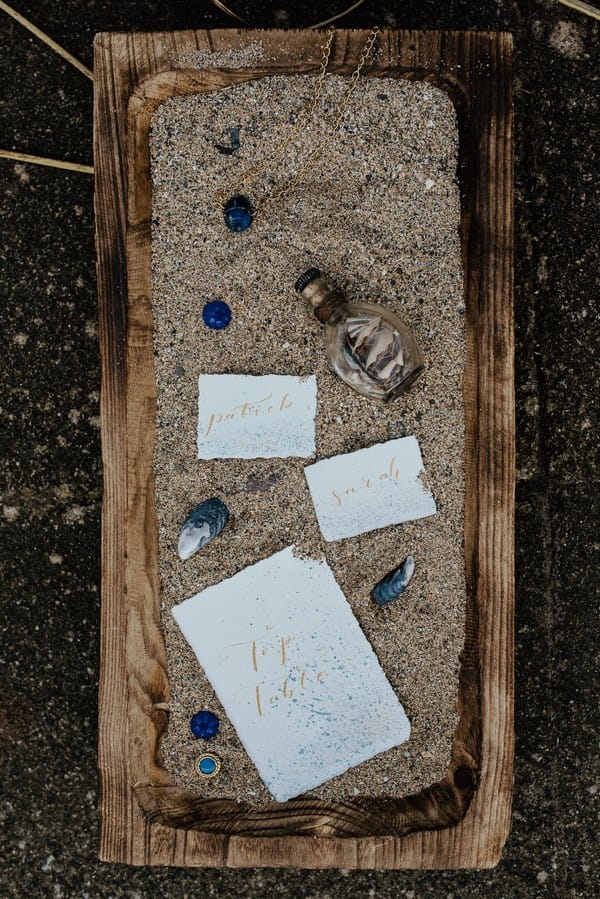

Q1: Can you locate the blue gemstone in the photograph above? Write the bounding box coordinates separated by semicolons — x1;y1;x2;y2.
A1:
190;710;219;739
224;194;253;232
196;753;221;777
199;756;217;775
202;300;232;330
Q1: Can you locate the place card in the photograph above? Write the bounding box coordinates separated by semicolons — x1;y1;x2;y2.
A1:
304;436;437;542
172;546;411;802
197;374;317;459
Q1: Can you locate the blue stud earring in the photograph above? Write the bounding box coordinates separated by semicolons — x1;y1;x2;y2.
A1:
195;753;221;779
202;300;232;330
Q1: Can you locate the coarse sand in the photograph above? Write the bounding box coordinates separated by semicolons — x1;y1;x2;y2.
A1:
150;72;466;804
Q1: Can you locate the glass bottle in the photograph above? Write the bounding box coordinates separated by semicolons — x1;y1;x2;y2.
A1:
295;267;424;402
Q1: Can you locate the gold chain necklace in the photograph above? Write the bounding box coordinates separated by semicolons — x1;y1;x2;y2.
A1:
217;27;380;232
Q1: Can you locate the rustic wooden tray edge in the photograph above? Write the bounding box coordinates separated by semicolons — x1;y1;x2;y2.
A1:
95;27;514;869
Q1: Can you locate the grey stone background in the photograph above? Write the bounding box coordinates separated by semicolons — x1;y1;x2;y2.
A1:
0;2;597;897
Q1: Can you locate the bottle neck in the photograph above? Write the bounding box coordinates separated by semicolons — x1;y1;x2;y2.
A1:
301;277;346;324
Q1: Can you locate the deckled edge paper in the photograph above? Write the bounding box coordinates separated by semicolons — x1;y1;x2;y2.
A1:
172;546;411;802
197;373;317;459
304;436;437;542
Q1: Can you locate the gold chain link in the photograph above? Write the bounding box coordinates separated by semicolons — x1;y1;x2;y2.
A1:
214;27;379;219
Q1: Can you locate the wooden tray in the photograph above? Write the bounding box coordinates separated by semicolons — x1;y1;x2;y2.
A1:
95;27;514;869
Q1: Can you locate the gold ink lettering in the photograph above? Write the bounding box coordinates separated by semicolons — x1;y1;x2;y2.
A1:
269;695;279;705
280;636;292;665
255;685;263;716
206;392;296;440
282;678;294;699
204;413;216;438
331;490;342;506
389;456;400;481
362;477;372;488
233;394;273;417
251;640;258;673
345;486;357;496
300;671;307;689
316;671;324;682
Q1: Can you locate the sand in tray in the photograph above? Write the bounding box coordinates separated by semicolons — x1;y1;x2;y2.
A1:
150;73;466;804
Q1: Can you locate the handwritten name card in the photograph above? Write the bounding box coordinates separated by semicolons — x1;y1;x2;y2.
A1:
197;374;316;459
172;546;410;802
304;437;437;542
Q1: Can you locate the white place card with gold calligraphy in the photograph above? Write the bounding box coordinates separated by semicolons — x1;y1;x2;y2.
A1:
197;374;317;459
172;546;410;802
304;436;437;542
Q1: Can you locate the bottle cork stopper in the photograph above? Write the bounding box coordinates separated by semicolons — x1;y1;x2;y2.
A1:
294;268;321;294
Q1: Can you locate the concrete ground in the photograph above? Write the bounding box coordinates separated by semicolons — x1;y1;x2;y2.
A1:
0;2;598;897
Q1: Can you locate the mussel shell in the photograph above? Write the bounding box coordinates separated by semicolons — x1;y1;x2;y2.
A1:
178;497;230;560
371;555;415;606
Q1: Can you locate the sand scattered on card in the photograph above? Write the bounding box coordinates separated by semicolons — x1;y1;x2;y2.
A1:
150;73;466;804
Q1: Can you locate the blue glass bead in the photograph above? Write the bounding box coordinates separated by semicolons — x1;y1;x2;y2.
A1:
224;194;253;232
202;300;232;330
195;753;221;778
190;710;219;739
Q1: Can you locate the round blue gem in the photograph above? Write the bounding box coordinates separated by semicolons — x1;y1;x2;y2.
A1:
197;755;219;776
190;710;219;739
224;194;253;232
202;300;232;330
199;757;216;775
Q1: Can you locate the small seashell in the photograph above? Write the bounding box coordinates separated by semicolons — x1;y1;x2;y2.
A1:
178;498;229;560
371;555;415;606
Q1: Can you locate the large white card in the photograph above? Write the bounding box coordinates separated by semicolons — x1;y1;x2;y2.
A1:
304;437;437;542
197;374;316;459
172;546;410;802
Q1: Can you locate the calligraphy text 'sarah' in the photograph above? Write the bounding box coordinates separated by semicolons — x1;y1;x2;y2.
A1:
331;455;404;506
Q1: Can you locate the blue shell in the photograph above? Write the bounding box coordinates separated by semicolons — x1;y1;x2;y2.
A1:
178;498;229;560
371;555;416;606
